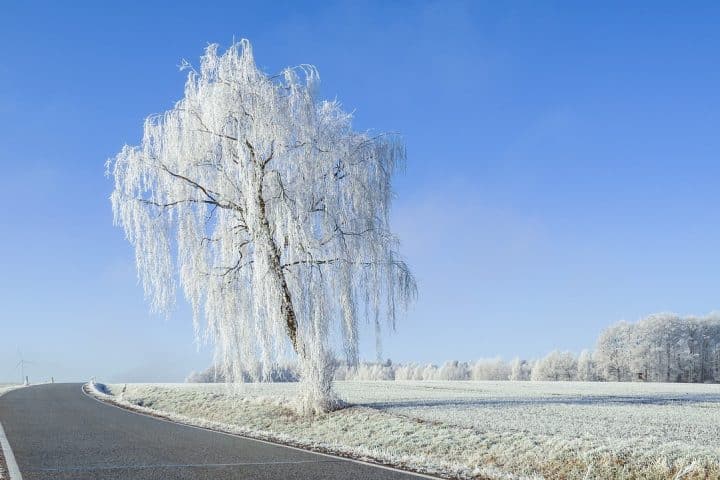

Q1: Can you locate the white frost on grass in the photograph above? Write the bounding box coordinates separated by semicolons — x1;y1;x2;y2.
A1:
342;381;720;447
91;381;720;480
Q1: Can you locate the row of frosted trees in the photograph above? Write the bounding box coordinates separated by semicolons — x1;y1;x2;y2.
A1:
337;313;720;383
332;354;582;381
188;313;720;383
188;356;578;382
594;313;720;383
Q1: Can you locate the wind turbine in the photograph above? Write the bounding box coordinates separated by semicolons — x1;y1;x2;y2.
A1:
16;351;34;385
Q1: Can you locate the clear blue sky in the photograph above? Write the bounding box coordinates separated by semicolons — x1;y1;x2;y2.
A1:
2;1;719;382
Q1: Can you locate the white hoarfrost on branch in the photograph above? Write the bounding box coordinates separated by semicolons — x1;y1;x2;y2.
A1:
107;40;416;414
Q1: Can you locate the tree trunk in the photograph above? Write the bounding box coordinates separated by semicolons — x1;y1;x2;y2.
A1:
252;164;337;414
253;166;300;353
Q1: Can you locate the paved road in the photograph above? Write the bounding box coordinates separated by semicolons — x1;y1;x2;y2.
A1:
0;384;427;480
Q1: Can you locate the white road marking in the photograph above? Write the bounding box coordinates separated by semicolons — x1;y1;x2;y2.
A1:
0;420;23;480
33;459;341;472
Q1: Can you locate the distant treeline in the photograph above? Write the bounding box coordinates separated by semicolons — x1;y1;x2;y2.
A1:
186;313;720;383
594;313;720;383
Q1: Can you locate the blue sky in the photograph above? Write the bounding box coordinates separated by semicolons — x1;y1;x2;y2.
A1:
1;1;720;382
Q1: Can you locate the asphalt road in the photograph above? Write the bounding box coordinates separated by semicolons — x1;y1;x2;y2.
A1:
0;384;428;480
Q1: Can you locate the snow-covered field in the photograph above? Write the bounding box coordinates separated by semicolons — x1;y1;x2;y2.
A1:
97;381;720;480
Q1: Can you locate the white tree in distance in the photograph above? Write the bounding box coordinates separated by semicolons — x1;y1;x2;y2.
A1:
108;40;416;413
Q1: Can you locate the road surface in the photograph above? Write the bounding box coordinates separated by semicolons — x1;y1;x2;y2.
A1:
0;383;428;479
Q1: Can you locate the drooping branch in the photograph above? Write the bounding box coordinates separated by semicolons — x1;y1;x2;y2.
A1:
158;164;245;214
139;198;226;209
194;129;239;142
159;164;220;202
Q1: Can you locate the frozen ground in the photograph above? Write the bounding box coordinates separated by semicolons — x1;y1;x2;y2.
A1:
97;381;720;480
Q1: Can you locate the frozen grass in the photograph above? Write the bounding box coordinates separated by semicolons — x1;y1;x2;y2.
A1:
96;381;720;480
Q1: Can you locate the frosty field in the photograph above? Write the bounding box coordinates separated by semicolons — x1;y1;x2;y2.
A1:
97;381;720;480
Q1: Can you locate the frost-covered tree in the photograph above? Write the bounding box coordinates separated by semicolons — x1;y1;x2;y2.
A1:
186;365;226;383
187;362;299;383
421;364;440;380
334;361;395;381
576;349;596;382
509;357;531;381
594;321;633;381
394;362;423;380
531;350;578;381
439;360;470;380
471;358;511;380
108;40;416;413
600;312;720;383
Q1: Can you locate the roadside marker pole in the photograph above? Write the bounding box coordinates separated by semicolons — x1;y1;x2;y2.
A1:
0;421;23;480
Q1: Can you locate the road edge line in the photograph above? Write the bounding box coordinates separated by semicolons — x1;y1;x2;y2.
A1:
0;387;25;480
0;420;22;480
81;383;446;480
